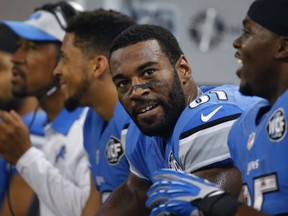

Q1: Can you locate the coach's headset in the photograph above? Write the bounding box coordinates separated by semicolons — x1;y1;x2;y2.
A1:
36;1;84;97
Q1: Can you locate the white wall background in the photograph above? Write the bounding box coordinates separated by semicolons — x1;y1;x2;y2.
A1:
0;0;253;85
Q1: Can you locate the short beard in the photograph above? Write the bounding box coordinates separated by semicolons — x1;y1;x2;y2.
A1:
0;98;23;111
239;82;254;97
64;76;90;112
12;85;29;98
64;97;81;112
135;70;187;138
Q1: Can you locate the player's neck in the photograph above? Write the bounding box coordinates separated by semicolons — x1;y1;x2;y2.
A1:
91;82;119;122
16;97;39;116
92;94;118;122
39;90;64;122
185;81;200;105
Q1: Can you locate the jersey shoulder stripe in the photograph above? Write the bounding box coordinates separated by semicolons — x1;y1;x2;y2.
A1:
180;113;241;139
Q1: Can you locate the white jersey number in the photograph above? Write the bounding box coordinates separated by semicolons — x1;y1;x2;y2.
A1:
243;173;278;211
189;90;228;108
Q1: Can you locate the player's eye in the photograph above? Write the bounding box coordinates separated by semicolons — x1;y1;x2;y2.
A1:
117;80;129;88
143;69;155;77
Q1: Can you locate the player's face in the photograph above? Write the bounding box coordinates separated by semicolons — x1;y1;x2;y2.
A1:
0;50;22;111
233;16;280;99
110;40;186;139
11;38;59;99
54;33;91;111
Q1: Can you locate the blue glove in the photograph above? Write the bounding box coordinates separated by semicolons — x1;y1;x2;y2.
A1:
146;169;224;215
150;200;198;216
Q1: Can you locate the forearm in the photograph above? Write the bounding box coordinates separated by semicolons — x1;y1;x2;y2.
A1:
97;179;150;216
16;147;90;216
81;175;101;216
193;164;242;198
0;175;34;216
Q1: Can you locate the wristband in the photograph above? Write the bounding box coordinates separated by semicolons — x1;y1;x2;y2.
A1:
193;191;241;216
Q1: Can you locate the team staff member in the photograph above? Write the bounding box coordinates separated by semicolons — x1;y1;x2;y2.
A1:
96;24;260;215
146;0;288;215
0;2;90;216
0;37;46;215
53;9;135;214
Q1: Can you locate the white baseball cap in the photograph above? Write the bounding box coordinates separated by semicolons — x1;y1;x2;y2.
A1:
0;1;84;42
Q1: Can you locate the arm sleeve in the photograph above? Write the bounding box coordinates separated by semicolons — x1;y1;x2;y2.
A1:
16;147;90;216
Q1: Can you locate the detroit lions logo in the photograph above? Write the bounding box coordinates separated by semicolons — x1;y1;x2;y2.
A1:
105;136;124;165
168;152;183;171
266;108;287;142
54;145;66;164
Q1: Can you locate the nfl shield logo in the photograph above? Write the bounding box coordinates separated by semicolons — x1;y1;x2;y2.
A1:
247;132;256;150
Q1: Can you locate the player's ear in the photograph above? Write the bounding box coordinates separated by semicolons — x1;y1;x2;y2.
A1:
176;54;192;84
275;36;288;61
90;55;109;78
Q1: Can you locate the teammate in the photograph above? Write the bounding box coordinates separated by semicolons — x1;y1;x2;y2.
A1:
0;37;46;215
0;2;91;216
53;9;135;214
146;0;288;215
96;24;260;215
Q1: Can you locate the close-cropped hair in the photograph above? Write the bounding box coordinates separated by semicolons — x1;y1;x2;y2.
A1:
66;9;135;59
109;24;184;66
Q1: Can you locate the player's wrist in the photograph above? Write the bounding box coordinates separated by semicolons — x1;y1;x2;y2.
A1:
192;191;241;216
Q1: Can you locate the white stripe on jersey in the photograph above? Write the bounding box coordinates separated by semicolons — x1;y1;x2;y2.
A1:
121;127;128;152
179;119;237;173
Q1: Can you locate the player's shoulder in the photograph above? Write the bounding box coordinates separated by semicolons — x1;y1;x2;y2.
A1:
84;108;104;130
179;85;242;124
203;84;258;106
234;98;269;127
189;84;262;113
175;85;262;135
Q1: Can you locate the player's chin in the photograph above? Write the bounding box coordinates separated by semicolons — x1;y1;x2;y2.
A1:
239;82;254;97
137;116;165;136
139;123;163;137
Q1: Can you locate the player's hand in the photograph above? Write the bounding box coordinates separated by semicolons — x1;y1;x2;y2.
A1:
150;200;198;216
146;169;223;216
0;110;32;164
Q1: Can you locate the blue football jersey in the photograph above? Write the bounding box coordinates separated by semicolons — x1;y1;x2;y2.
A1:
124;124;163;181
83;102;130;201
124;85;261;183
228;90;288;215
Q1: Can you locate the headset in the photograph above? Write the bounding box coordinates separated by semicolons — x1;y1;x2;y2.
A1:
36;1;84;30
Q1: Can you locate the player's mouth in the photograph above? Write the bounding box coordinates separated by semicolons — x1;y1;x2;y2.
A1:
135;103;160;120
237;59;243;66
234;52;243;78
139;104;157;114
59;79;67;91
11;67;24;84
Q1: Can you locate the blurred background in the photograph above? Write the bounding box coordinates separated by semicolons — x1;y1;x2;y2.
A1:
0;0;253;86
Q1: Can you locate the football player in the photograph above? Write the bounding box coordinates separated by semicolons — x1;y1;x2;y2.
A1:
147;0;288;215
